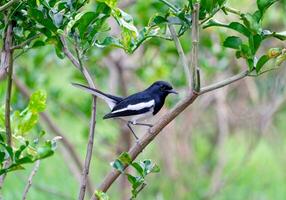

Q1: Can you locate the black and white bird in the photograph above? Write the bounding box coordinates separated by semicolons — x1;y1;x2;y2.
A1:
72;81;177;139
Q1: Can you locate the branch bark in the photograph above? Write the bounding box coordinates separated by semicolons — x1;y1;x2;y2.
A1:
168;24;192;89
22;160;41;200
0;22;14;189
191;3;200;92
200;70;249;95
60;35;97;200
2;23;14;146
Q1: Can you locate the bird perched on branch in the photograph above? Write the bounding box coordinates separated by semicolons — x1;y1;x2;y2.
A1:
72;81;178;140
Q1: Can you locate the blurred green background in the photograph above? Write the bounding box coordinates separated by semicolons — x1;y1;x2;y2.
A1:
1;0;286;199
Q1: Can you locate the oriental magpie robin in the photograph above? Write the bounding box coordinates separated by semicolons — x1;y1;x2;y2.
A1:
72;81;178;140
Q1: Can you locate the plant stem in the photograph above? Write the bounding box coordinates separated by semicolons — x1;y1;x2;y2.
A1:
0;0;19;12
199;70;249;95
223;6;241;16
0;21;14;190
168;24;192;89
158;0;179;12
22;160;41;200
60;35;97;200
2;23;14;146
191;3;200;92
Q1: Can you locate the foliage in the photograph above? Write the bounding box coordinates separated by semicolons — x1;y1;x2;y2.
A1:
112;152;160;198
0;0;286;199
0;90;59;176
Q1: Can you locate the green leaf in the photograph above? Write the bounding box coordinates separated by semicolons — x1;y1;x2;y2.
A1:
36;140;55;159
249;34;262;54
15;141;29;159
223;36;242;49
97;0;117;8
257;0;278;14
118;152;132;165
131;162;144;176
149;15;167;26
28;90;47;114
241;13;261;33
204;20;250;37
0;142;14;161
256;55;270;73
111;159;124;173
28;8;57;33
127;173;137;185
95;190;110;200
150;164;160;173
228;22;251;37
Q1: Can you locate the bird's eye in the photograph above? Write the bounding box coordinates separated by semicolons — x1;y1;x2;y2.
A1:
160;86;166;91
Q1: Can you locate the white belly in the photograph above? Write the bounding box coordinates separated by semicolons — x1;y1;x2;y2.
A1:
119;109;154;123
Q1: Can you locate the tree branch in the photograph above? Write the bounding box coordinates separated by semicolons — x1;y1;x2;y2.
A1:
2;23;14;146
191;3;200;92
22;160;41;200
168;24;192;89
199;70;249;95
59;35;97;200
0;0;19;12
10;33;41;50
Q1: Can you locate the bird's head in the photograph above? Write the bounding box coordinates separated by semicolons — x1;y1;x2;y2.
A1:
148;81;178;96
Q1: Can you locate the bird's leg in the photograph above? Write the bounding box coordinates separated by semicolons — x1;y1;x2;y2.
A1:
127;121;139;140
131;122;153;128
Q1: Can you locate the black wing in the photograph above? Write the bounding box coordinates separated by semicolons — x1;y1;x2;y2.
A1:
103;92;154;119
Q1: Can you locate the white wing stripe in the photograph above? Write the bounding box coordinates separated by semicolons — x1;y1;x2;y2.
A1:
111;100;155;114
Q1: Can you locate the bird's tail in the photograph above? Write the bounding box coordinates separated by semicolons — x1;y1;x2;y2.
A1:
71;83;123;109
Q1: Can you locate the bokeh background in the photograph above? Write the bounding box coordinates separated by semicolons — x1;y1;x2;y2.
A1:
1;0;286;199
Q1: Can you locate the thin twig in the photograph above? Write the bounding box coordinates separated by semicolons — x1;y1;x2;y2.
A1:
0;0;19;12
199;70;249;95
22;160;41;200
168;24;192;89
10;33;41;50
2;23;14;146
158;0;179;12
191;3;200;92
60;35;97;200
223;6;241;16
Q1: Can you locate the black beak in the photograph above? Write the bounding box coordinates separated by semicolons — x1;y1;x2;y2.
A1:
168;89;178;94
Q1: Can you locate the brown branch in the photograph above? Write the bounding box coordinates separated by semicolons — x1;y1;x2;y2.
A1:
0;0;19;12
191;3;200;92
0;22;14;189
2;23;14;146
22;160;41;200
200;70;249;95
59;35;97;200
13;78;94;196
168;24;192;89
